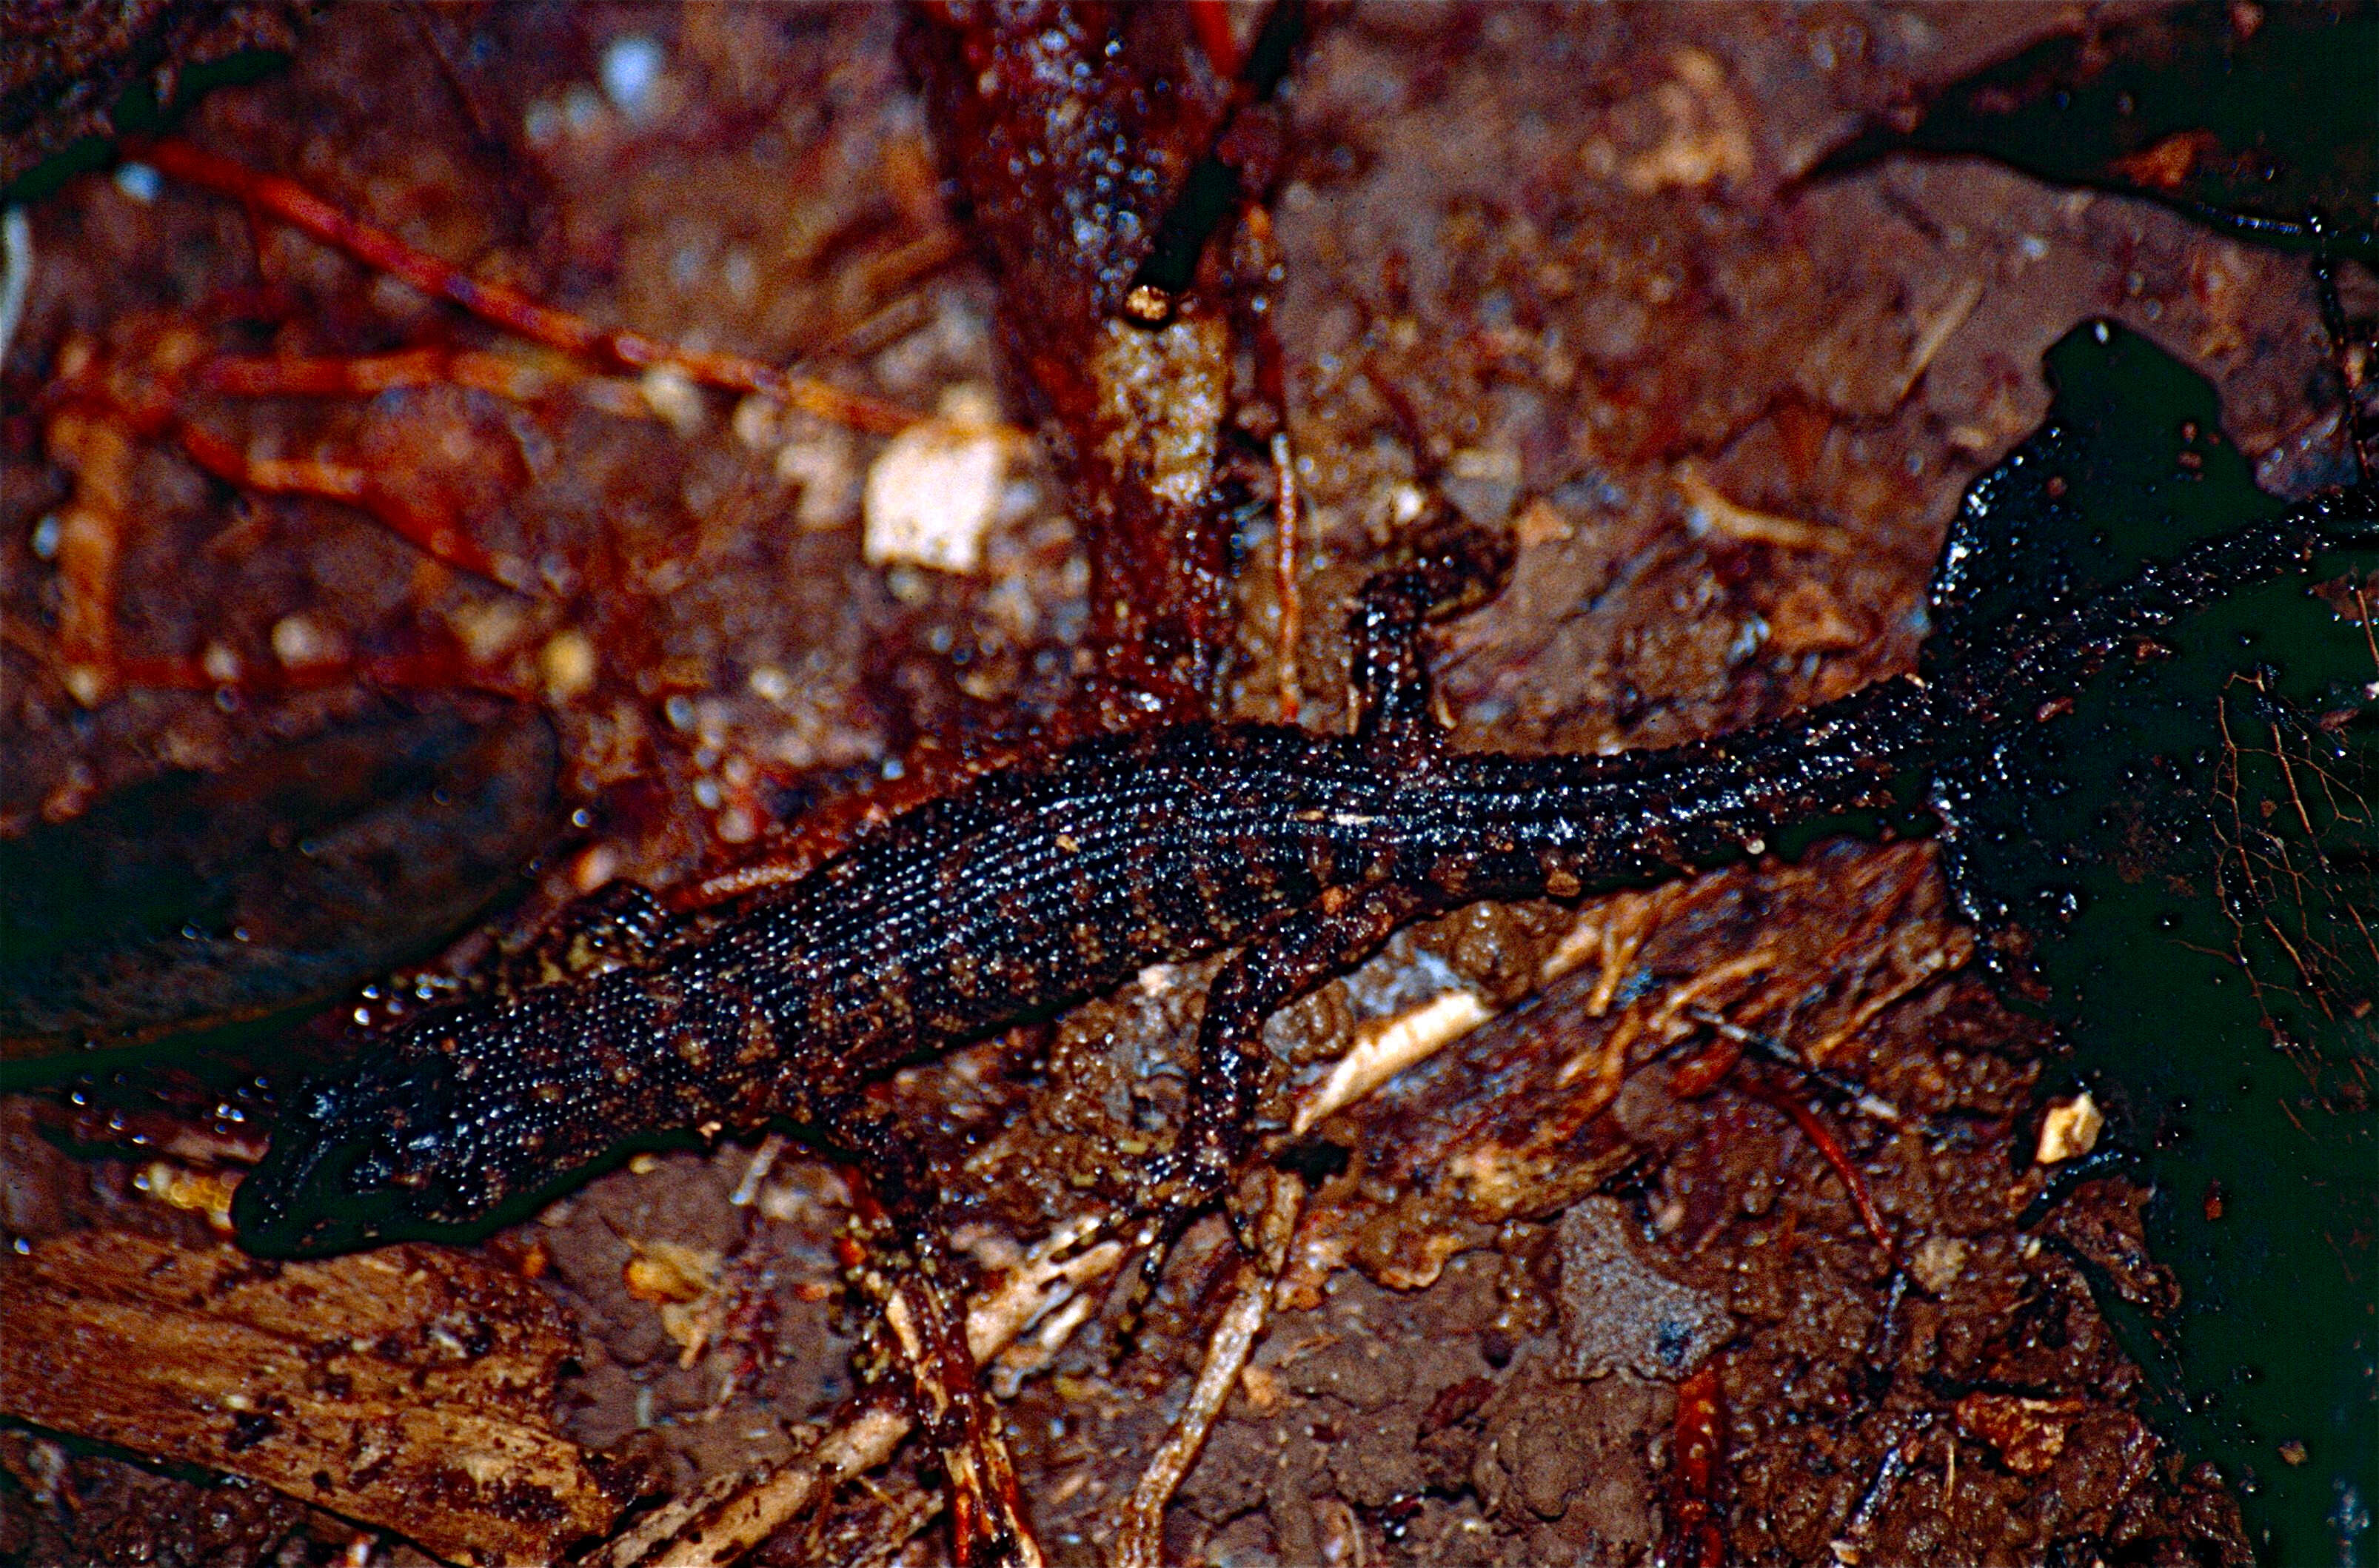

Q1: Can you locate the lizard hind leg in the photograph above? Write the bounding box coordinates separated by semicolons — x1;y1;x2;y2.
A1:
1351;513;1514;757
814;1092;1045;1567
1137;880;1437;1250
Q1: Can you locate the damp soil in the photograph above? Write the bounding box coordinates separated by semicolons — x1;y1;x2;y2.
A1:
0;5;2355;1565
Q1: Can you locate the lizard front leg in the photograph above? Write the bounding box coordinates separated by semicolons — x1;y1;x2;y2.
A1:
1351;518;1512;759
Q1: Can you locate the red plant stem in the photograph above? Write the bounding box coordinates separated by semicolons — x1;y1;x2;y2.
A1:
1667;1036;1746;1099
49;350;513;586
1187;0;1243;80
195;346;563;402
108;649;533;701
1750;1076;1897;1263
1271;432;1302;720
130;136;920;435
170;419;506;583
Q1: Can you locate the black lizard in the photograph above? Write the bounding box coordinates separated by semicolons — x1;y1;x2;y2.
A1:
231;475;2377;1256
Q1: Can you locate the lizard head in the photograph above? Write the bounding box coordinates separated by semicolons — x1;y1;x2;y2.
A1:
234;975;704;1255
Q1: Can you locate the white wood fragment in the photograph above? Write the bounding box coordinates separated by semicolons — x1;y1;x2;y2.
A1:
1294;989;1493;1135
863;394;1009;573
2035;1091;2103;1165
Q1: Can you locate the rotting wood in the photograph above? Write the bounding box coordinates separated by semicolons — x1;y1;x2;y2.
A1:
0;1229;622;1567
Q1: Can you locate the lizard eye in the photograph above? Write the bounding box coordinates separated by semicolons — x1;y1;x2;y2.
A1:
345;1146;393;1192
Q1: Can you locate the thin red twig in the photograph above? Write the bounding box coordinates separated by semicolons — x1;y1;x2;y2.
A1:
1271;431;1302;720
1748;1076;1897;1264
194;346;565;402
1187;0;1243;81
171;419;507;583
130;136;921;436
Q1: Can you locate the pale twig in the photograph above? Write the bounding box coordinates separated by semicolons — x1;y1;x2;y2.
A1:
1294;989;1490;1134
728;1133;789;1207
0;207;31;371
1294;896;1644;1134
876;1264;1042;1566
1675;462;1850;553
1111;1172;1304;1568
1273;429;1303;721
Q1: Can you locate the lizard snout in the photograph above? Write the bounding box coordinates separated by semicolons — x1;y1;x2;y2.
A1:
233;1065;464;1255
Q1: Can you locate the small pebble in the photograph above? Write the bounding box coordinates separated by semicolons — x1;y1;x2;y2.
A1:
113;162;161;203
541;630;597;699
270;614;331;669
562;84;605;138
732;395;780;452
600;35;665;118
639;366;704;436
523;99;562;147
1907;1233;1969;1295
